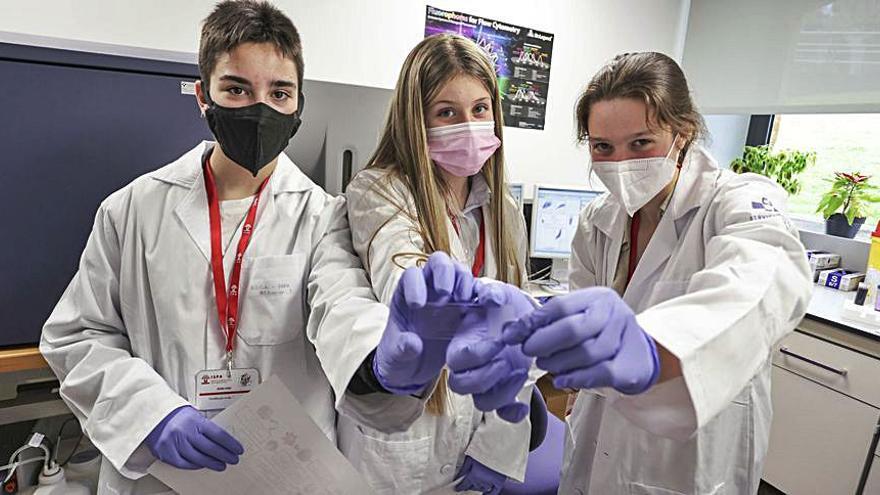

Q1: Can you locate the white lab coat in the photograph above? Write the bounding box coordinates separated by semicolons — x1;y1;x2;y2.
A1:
561;146;812;494
40;143;423;495
339;167;535;494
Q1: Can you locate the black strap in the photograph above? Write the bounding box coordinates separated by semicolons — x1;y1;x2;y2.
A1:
346;349;391;395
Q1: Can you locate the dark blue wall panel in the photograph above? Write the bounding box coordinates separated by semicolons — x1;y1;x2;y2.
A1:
0;43;212;347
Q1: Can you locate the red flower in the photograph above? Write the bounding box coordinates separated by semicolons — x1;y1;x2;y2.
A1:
834;172;871;184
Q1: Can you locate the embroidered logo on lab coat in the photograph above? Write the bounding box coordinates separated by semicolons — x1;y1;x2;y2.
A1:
750;197;782;221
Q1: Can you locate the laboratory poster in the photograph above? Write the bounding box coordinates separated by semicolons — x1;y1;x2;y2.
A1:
425;5;554;131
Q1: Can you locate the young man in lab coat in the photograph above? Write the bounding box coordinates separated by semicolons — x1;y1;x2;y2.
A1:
40;1;458;493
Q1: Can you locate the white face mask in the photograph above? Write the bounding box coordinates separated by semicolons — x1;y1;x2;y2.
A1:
591;136;680;216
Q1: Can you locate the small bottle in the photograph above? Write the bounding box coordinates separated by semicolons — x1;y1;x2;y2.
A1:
876;284;880;312
854;283;868;306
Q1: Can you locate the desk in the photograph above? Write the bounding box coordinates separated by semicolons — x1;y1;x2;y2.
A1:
766;283;880;494
0;346;48;373
0;346;65;426
807;286;880;341
765;318;880;495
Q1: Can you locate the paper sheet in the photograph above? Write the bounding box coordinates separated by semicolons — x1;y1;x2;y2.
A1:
149;375;374;495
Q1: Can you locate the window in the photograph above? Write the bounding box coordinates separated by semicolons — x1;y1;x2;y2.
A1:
770;113;880;237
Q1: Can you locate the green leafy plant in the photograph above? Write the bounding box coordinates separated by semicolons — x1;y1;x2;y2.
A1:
730;145;815;195
816;172;880;225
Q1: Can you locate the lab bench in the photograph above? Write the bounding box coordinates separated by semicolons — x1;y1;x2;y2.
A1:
0;346;65;426
763;287;880;495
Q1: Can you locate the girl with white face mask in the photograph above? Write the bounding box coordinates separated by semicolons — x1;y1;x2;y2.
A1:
499;52;813;493
340;34;539;495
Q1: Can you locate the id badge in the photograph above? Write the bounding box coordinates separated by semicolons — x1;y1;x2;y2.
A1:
195;368;261;411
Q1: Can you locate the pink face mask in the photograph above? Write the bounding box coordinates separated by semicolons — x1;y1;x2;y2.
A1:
427;121;501;177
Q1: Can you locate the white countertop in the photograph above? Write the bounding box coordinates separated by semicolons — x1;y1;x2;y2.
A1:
526;281;880;339
808;285;880;338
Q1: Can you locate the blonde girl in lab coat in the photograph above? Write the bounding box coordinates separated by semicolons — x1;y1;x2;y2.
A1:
500;52;813;494
340;34;537;494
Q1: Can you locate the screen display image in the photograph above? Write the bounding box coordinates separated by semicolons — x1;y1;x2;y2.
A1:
530;187;601;258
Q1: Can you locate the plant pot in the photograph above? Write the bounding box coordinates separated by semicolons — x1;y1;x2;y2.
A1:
825;213;866;238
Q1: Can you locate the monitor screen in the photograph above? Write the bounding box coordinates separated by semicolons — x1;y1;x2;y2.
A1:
530;186;602;258
508;183;523;208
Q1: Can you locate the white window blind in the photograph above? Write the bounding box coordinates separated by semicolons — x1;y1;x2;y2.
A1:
682;0;880;114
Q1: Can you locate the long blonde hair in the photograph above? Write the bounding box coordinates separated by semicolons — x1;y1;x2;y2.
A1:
366;34;524;414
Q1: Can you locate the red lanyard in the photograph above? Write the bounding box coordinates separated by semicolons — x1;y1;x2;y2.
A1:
627;211;640;285
204;158;270;365
450;209;486;277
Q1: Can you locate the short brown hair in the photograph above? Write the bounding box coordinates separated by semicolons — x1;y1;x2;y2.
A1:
199;0;304;97
575;52;706;144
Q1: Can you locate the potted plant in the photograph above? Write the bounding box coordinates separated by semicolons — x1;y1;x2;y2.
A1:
730;145;815;195
816;172;880;238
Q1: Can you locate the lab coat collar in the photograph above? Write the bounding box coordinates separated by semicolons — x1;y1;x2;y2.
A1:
161;141;315;262
586;193;626;287
623;145;720;304
624;212;678;305
591;193;625;238
460;173;491;216
667;145;720;222
445;173;492;269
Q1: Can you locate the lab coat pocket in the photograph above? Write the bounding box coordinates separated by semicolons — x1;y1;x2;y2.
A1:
239;254;308;345
355;428;432;494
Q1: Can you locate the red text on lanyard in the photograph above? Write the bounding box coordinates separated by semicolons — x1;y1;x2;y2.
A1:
204;158;270;355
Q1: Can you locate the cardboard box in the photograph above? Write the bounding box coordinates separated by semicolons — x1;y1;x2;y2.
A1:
818;269;865;292
537;375;576;420
806;250;841;271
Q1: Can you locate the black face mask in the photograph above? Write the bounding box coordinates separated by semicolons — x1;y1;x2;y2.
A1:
204;94;304;176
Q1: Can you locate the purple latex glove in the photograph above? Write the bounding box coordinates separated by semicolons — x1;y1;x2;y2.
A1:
145;405;244;471
446;281;535;423
454;456;506;494
374;252;477;394
503;287;659;394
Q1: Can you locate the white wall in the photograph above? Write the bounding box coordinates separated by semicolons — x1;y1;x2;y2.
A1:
0;0;689;195
703;114;750;170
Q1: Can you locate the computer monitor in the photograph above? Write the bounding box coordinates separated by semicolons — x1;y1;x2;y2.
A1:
530;185;602;259
507;183;524;210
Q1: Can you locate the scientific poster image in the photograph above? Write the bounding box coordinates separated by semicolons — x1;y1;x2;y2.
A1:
425;5;554;130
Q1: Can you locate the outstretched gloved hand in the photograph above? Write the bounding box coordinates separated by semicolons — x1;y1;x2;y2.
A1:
503;287;659;394
373;252;477;394
446;281;536;423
